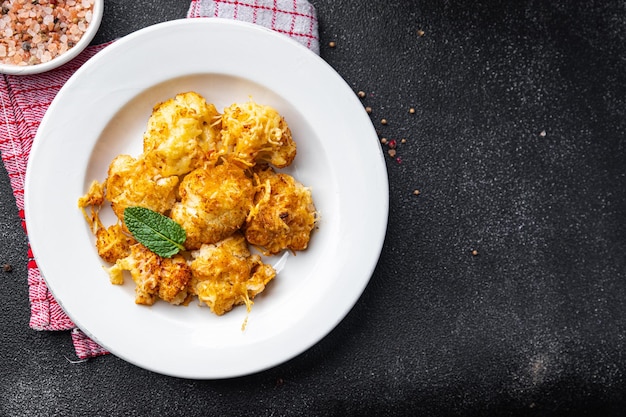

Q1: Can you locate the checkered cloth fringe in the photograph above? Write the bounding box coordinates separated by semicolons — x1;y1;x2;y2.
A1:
0;0;318;360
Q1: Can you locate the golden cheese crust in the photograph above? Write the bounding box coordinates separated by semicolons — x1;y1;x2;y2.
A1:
105;154;179;223
109;244;192;306
189;233;276;316
219;101;296;168
77;179;105;208
95;223;135;264
143;91;221;177
245;167;317;255
170;160;256;250
77;179;105;232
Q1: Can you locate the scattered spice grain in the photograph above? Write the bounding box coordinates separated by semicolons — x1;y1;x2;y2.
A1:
381;118;388;125
365;106;372;114
401;138;407;144
380;137;388;145
471;249;479;256
357;90;366;99
388;149;396;158
409;107;416;114
3;263;12;272
539;130;546;137
417;29;425;37
328;41;336;48
413;189;420;196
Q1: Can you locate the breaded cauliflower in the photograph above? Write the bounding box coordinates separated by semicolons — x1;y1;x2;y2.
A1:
78;181;135;263
170;160;255;250
105;154;179;223
78;179;105;208
219;101;296;168
108;243;192;306
189;233;276;316
79;92;318;319
77;179;105;232
143;91;222;177
245;167;317;255
95;223;136;264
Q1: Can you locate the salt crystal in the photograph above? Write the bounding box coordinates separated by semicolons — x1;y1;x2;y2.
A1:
42;14;54;26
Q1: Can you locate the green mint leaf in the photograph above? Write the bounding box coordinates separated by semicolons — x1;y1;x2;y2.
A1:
123;206;186;258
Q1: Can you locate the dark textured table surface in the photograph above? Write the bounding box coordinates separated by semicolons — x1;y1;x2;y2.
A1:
2;1;625;416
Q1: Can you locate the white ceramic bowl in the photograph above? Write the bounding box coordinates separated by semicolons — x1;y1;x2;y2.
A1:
0;0;103;76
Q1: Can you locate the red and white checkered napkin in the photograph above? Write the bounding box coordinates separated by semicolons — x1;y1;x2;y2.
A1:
188;0;319;53
0;0;319;360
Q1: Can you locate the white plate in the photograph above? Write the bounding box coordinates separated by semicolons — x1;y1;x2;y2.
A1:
25;18;388;379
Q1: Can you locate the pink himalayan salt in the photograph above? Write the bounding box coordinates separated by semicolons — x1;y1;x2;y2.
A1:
0;0;95;66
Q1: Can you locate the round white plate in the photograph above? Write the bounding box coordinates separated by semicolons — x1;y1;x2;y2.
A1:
25;18;388;379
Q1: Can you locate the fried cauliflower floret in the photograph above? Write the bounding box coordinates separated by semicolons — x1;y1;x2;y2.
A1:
189;233;276;316
245;167;317;255
105;154;179;223
143;91;222;176
170;160;255;250
108;244;192;306
78;179;105;208
95;223;136;263
78;179;105;232
219;101;296;168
